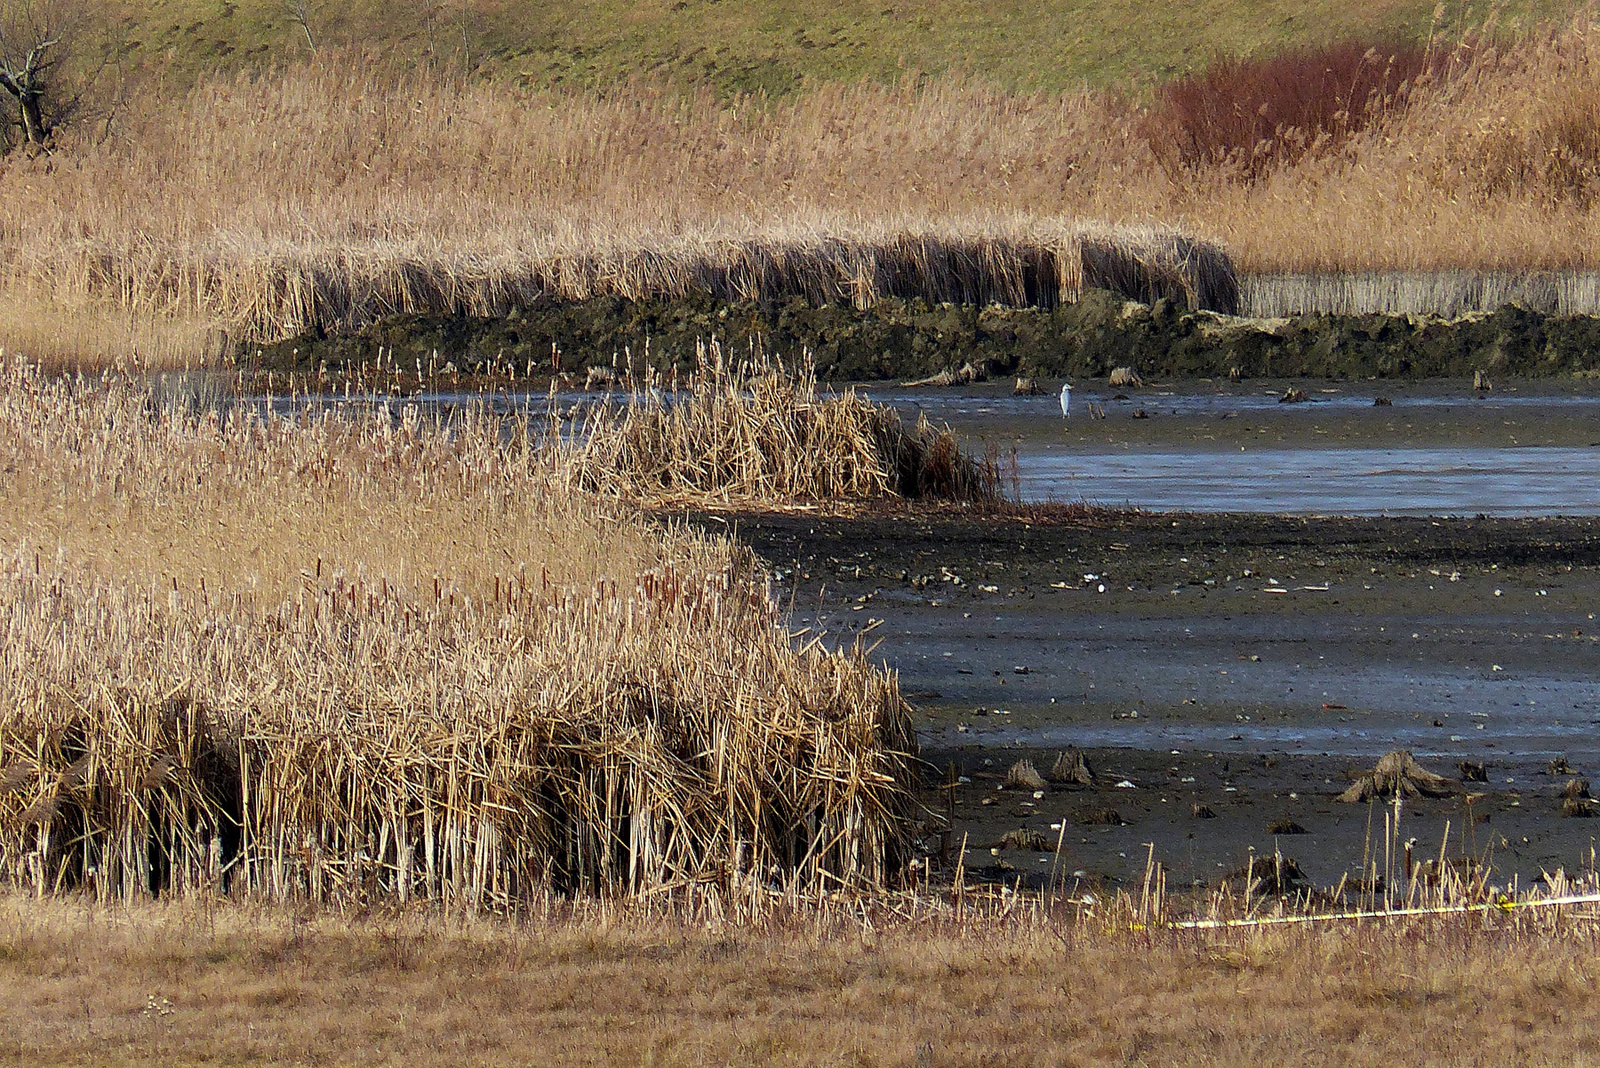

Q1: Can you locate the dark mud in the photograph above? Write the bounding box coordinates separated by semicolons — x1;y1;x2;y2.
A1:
687;507;1600;891
246;288;1600;386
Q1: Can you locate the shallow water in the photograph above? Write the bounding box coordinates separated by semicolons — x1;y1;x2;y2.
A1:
866;384;1600;420
1020;446;1600;516
925;701;1600;765
865;383;1600;516
867;606;1600;764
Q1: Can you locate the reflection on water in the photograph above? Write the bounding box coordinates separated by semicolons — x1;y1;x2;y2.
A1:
861;386;1600;516
1023;447;1600;516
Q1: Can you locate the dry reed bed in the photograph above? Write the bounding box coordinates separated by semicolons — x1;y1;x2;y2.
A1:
567;350;1001;504
25;17;1600;366
0;361;919;907
20;219;1236;348
0;63;1236;362
8;20;1600;365
1240;268;1600;317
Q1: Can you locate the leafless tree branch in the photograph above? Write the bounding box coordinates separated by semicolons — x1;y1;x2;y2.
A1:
285;0;319;53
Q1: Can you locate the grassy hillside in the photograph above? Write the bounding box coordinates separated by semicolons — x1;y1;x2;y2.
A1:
113;0;1578;93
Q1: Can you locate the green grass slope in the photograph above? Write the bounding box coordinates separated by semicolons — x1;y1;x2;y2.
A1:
113;0;1579;93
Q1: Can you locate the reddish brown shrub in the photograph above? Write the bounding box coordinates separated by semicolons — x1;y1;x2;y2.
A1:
1144;39;1443;179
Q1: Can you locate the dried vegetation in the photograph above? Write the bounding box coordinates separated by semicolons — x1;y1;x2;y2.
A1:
15;15;1600;365
567;349;1001;504
2;892;1599;1067
1337;750;1456;803
0;360;921;907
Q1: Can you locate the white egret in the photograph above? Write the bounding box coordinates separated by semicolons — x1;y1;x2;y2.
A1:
1058;381;1072;418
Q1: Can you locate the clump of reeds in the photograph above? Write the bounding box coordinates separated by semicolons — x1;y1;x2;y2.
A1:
1002;760;1047;791
1238;269;1600;317
563;346;1003;505
29;220;1236;346
1048;748;1095;786
0;360;918;907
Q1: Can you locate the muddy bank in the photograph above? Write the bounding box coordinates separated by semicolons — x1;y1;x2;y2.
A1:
245;288;1600;385
686;506;1600;889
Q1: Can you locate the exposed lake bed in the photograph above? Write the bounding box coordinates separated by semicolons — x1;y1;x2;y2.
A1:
239;372;1600;892
694;463;1600;891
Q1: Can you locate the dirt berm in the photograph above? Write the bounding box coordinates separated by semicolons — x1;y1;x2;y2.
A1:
247;288;1600;382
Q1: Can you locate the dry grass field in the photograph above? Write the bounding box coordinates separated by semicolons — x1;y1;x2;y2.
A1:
0;894;1596;1066
8;14;1600;366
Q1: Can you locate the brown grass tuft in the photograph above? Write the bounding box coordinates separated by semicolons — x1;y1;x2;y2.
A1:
995;828;1050;851
1048;748;1096;786
1002;759;1048;791
1338;750;1456;803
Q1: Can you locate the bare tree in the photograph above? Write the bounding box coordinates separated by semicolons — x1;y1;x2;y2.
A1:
0;0;102;153
415;1;482;74
285;0;322;53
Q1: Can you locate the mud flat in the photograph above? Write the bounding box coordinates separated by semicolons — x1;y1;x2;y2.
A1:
689;506;1600;892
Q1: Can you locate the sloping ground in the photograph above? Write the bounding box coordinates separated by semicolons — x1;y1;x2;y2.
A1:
105;0;1571;93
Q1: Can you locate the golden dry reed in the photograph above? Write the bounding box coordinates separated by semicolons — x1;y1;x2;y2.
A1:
567;345;1001;504
0;359;919;908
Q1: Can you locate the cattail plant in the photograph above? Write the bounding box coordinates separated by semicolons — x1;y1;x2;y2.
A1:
562;345;1003;504
0;360;921;908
